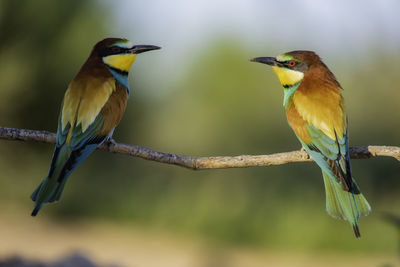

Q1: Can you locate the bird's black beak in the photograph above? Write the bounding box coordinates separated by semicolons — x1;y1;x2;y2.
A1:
250;57;278;66
129;45;161;54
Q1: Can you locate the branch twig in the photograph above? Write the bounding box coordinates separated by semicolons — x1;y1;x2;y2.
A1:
1;126;399;170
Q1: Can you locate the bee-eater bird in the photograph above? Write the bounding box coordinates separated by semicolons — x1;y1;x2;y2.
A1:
251;51;371;237
31;38;160;216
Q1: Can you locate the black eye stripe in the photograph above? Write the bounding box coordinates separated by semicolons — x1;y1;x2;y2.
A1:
99;46;129;57
111;46;121;52
275;60;297;68
278;61;309;73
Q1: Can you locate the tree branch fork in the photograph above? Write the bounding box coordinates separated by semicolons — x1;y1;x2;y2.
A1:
0;126;399;170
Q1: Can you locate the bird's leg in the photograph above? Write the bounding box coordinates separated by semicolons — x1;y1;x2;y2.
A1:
105;138;118;148
299;147;311;160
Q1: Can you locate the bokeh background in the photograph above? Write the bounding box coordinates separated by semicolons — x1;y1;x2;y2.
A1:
0;0;399;266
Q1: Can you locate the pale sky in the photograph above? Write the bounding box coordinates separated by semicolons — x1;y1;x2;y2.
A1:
109;0;400;55
103;0;400;96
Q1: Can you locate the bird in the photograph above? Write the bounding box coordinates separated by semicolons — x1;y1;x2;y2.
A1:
30;38;160;216
251;51;371;237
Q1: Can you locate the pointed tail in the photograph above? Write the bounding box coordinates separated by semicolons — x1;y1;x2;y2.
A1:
322;171;371;238
31;205;41;217
30;145;72;216
31;140;101;216
30;178;68;216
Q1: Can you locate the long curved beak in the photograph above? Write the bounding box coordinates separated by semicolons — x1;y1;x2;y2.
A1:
129;45;161;54
250;57;277;66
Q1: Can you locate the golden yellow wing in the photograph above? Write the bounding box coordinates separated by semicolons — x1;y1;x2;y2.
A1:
61;75;116;138
292;81;346;140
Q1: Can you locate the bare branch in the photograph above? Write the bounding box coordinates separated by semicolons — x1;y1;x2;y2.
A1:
1;126;399;170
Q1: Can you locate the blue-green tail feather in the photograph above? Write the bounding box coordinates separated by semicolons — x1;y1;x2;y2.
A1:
297;134;370;237
31;145;72;216
31;141;101;216
322;171;371;237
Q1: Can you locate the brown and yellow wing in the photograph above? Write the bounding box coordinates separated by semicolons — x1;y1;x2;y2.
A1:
292;82;346;140
61;75;116;135
286;84;358;193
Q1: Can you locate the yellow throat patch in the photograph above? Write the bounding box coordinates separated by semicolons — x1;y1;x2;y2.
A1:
103;54;137;72
272;66;304;87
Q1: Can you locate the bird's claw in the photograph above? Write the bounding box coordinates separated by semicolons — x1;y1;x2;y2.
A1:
106;138;117;147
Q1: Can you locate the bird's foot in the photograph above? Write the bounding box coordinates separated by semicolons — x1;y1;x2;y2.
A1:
106;138;118;148
299;147;311;160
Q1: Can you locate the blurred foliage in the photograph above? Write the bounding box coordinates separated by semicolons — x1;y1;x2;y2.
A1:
0;0;399;259
0;0;109;130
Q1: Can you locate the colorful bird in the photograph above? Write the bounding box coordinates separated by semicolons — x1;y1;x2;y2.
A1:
251;51;371;237
31;38;160;216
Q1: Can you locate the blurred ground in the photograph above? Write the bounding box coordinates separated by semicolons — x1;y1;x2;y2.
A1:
0;205;397;267
0;253;102;267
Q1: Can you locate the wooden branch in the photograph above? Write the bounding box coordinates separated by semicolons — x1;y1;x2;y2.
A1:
1;126;399;170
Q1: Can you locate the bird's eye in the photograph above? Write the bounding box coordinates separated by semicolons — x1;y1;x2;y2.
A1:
288;60;296;67
111;46;121;53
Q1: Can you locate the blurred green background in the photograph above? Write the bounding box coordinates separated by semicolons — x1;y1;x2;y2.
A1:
0;0;399;266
